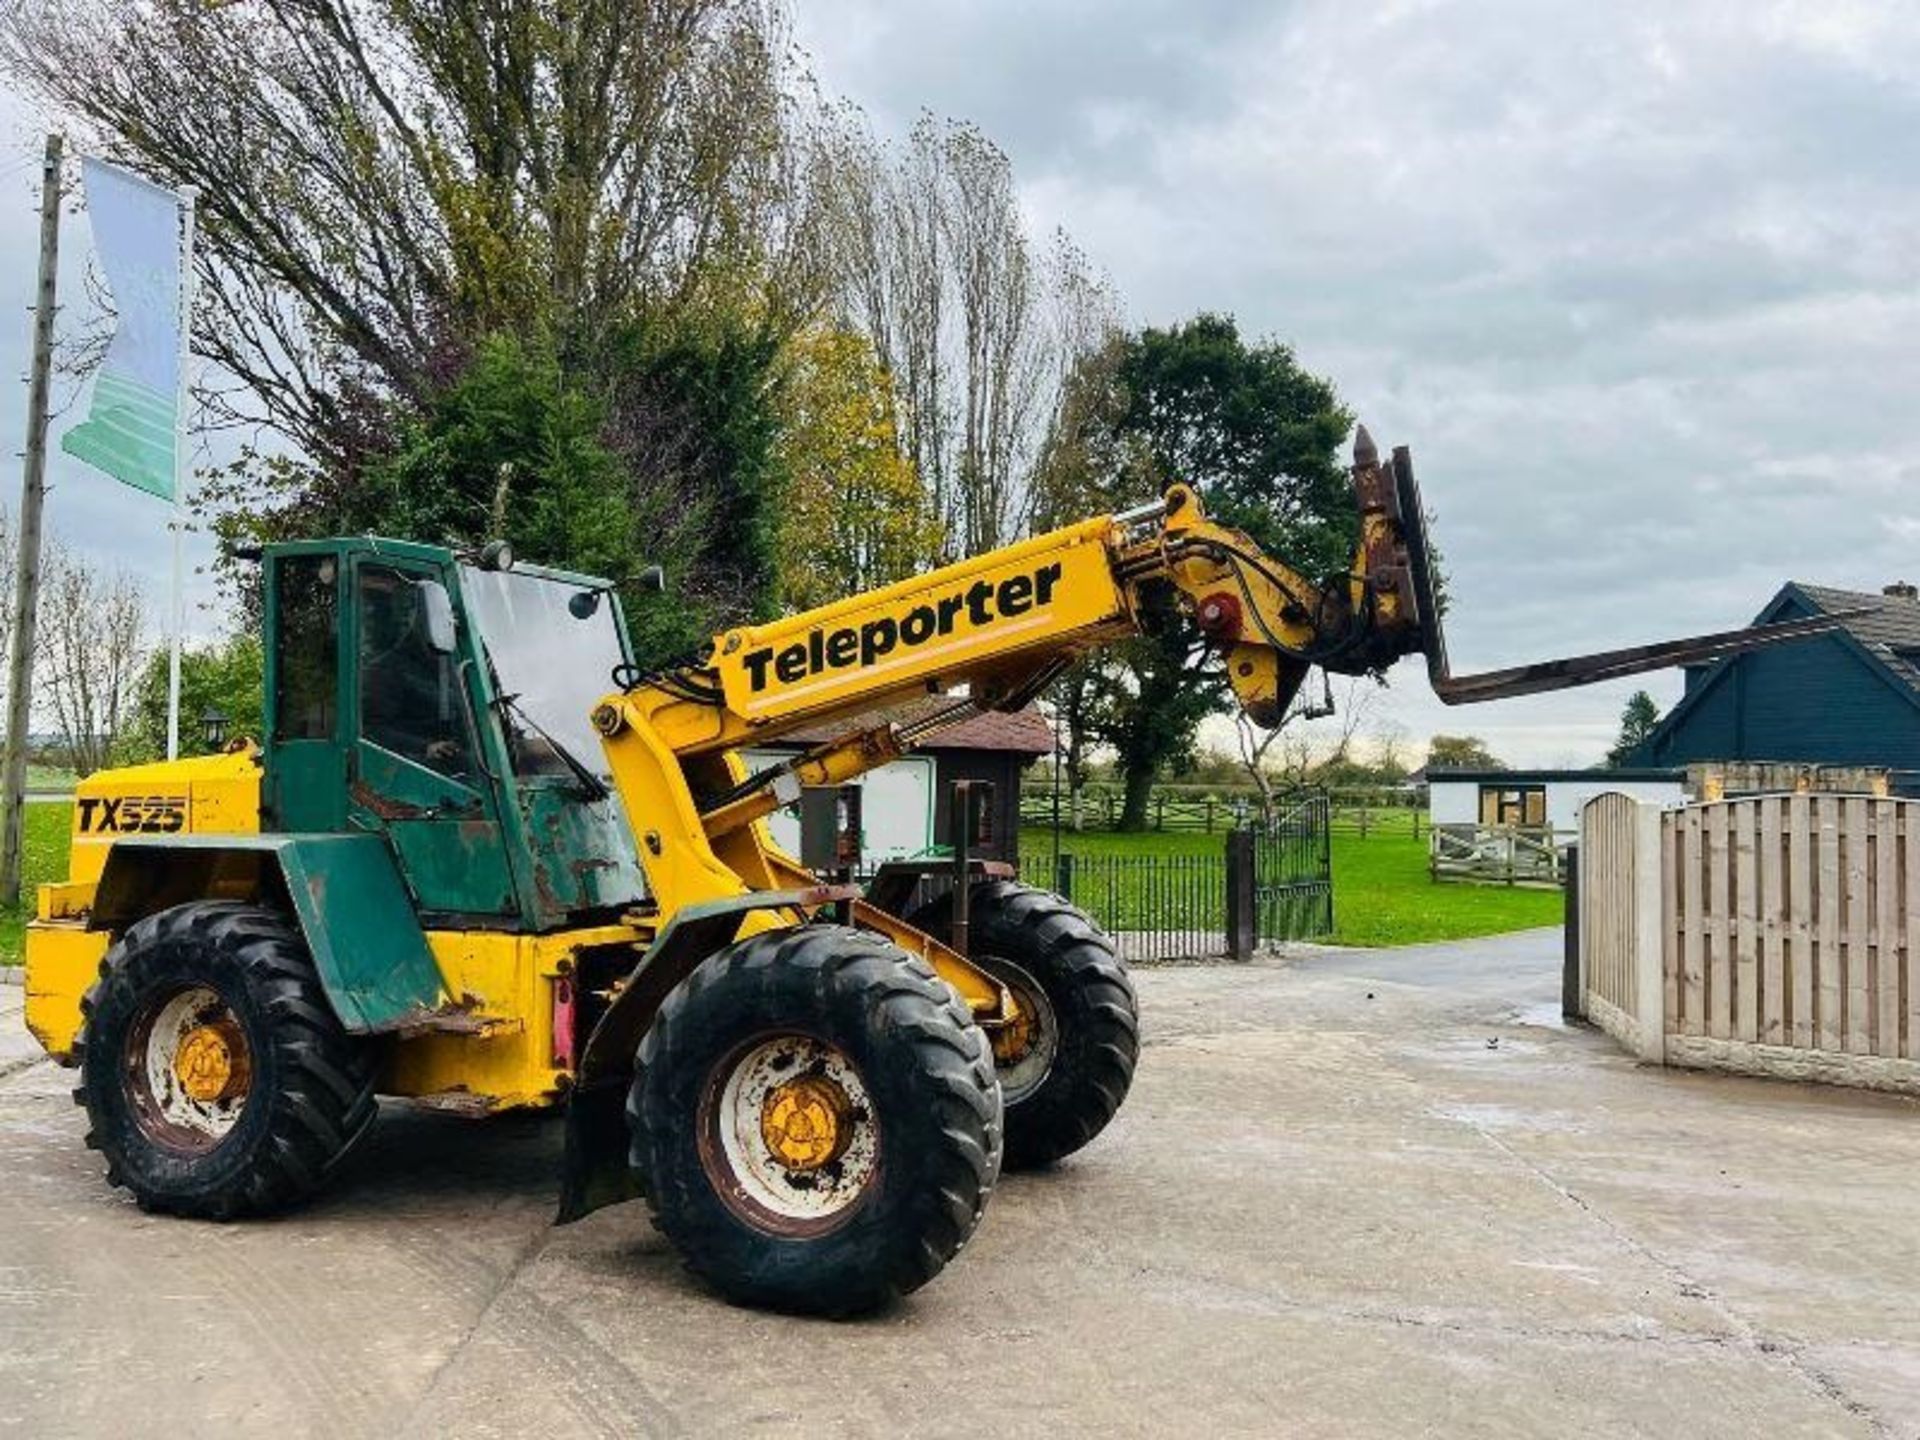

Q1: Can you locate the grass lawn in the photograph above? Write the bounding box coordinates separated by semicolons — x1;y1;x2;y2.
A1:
0;802;73;965
1020;825;1562;948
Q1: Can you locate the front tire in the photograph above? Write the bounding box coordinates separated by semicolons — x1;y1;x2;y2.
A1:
909;881;1139;1170
75;901;376;1219
629;924;1002;1315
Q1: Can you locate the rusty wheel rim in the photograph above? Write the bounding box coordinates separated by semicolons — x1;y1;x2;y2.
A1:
696;1033;879;1238
123;984;252;1156
979;956;1057;1104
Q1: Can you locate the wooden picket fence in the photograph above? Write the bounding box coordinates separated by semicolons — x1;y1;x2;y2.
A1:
1577;791;1920;1092
1018;785;1424;837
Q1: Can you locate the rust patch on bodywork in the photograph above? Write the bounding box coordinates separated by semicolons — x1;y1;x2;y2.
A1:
407;1089;496;1118
376;993;493;1038
348;782;432;821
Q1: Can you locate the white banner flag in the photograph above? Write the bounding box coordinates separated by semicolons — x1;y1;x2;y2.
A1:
60;157;187;501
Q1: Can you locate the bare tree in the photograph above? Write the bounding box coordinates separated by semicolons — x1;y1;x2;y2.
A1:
1233;673;1390;822
1370;715;1409;777
3;0;825;465
1322;676;1384;769
821;112;1119;555
1234;679;1326;824
37;541;147;777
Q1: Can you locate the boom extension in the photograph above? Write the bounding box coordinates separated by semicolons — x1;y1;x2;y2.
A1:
594;423;1850;898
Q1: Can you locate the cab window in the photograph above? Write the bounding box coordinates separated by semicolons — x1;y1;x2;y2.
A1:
357;564;478;778
274;555;337;741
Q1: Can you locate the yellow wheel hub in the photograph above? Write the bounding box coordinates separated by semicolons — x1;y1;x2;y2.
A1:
173;1022;250;1104
991;1007;1036;1067
759;1075;852;1171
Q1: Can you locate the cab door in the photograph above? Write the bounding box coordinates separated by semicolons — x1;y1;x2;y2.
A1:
264;551;348;833
345;556;521;922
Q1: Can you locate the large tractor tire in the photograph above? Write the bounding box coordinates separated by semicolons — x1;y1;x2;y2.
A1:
908;881;1138;1170
74;901;377;1220
628;923;1002;1315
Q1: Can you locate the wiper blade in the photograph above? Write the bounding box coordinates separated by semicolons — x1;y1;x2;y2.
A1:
494;691;612;801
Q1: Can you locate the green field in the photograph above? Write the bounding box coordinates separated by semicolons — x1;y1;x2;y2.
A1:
1021;825;1562;948
26;765;76;793
0;802;74;965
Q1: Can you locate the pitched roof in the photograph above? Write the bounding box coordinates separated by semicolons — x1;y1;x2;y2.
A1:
1639;581;1920;760
1788;583;1920;696
774;699;1055;755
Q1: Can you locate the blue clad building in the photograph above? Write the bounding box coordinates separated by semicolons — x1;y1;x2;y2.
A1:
1637;582;1920;793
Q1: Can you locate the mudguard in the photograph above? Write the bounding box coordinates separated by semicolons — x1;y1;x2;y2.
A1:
556;885;858;1223
89;833;445;1033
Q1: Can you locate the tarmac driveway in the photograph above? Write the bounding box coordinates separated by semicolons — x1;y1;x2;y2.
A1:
3;930;1917;1438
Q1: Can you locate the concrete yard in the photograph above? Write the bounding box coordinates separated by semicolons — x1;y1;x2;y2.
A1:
3;930;1917;1438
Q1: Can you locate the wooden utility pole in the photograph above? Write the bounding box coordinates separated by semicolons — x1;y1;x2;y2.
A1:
0;135;64;905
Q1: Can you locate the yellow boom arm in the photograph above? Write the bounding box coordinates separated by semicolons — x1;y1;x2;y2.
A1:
585;426;1843;928
584;447;1429;927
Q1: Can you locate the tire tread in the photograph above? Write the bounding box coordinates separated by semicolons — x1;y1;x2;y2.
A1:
74;900;376;1219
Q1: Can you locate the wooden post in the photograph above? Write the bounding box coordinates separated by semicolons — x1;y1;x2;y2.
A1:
1224;828;1255;961
0;135;63;907
1562;841;1582;1021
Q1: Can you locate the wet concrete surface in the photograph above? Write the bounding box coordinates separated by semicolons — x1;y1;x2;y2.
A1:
3;929;1917;1438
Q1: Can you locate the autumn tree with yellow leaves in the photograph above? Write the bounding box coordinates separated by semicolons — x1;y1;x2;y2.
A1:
775;331;943;611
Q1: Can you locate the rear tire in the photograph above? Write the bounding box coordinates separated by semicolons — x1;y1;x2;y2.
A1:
74;901;376;1220
909;881;1138;1170
629;924;1002;1315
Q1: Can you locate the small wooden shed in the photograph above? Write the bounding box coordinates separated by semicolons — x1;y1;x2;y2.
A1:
744;700;1053;870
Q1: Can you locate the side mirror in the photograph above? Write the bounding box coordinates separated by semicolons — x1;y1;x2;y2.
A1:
418;580;458;654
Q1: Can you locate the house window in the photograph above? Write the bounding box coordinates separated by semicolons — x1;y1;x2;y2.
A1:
1479;784;1546;827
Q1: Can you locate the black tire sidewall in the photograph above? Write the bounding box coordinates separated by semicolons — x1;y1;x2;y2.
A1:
911;882;1139;1168
634;927;998;1313
86;924;288;1204
78;902;370;1217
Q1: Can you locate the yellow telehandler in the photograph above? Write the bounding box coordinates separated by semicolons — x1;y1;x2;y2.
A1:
20;431;1838;1312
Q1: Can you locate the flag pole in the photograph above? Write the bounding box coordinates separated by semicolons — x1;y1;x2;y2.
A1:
166;185;197;761
0;135;64;906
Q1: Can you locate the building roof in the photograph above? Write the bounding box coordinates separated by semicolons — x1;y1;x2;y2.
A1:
1427;768;1683;784
1637;581;1920;764
1788;582;1920;697
773;699;1055;755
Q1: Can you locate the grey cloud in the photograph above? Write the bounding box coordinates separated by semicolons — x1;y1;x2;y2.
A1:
801;0;1920;762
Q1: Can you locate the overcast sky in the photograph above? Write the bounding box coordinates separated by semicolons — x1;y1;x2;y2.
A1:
795;0;1920;766
1;1;1917;766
